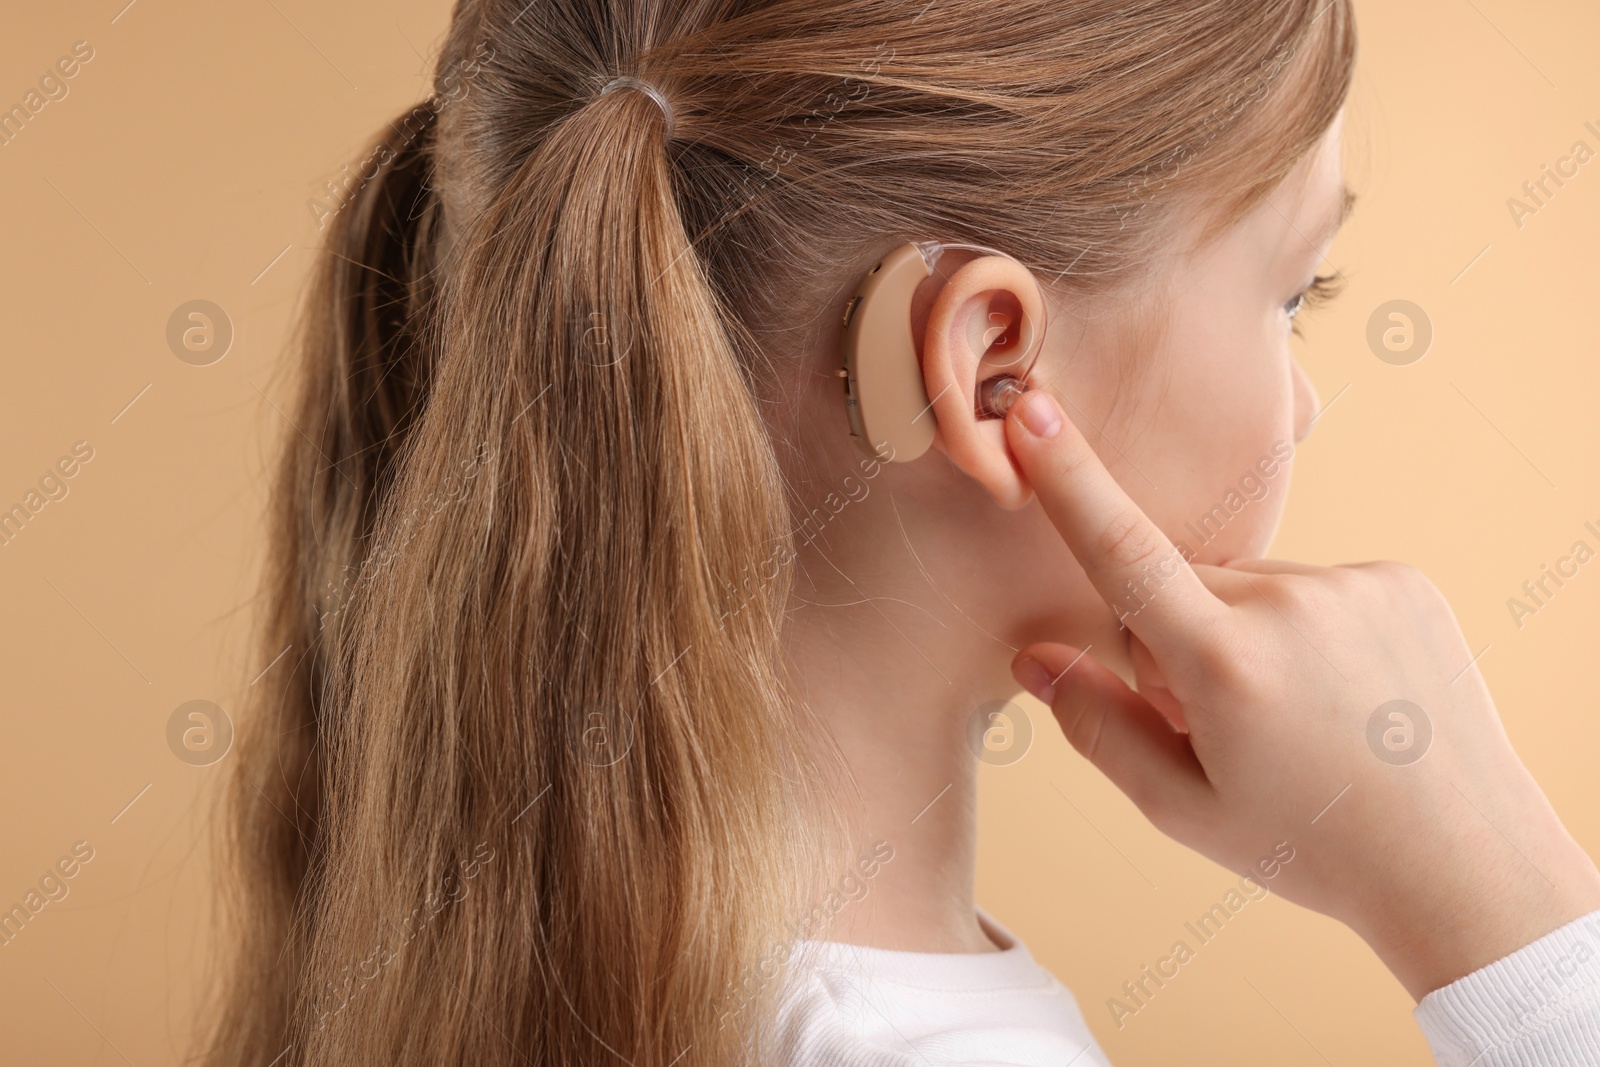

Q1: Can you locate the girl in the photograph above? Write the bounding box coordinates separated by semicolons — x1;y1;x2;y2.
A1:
202;1;1600;1063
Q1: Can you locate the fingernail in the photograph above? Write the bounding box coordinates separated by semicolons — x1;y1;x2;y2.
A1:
1018;392;1061;438
1014;657;1056;705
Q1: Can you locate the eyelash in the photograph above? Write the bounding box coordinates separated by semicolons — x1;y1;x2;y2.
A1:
1285;273;1346;336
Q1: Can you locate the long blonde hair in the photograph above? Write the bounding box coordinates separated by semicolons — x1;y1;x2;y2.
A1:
202;1;1356;1063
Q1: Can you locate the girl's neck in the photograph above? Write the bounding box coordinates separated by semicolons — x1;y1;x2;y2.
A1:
783;592;1015;954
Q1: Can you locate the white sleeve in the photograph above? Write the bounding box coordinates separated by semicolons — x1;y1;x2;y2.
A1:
1414;909;1600;1066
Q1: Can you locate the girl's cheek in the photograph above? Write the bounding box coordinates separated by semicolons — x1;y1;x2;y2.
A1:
1169;447;1294;565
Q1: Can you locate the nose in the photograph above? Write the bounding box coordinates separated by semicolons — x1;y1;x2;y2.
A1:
1291;358;1320;444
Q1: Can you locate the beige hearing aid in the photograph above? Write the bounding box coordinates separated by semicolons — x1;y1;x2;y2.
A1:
837;240;1050;462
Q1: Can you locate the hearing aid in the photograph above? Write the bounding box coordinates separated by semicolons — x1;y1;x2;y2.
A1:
837;240;1050;462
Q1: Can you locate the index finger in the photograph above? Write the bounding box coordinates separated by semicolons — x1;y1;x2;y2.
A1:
1004;387;1226;658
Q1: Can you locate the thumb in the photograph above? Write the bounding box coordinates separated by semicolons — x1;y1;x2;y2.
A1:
1012;643;1209;820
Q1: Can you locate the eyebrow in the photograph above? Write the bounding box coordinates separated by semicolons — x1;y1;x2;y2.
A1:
1309;183;1357;249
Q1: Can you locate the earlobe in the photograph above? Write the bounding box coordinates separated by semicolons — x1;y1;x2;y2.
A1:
921;255;1044;511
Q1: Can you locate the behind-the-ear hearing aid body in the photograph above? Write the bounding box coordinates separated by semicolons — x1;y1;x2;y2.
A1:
837;240;1049;462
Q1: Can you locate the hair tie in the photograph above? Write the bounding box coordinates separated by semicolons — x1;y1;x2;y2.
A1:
598;76;676;140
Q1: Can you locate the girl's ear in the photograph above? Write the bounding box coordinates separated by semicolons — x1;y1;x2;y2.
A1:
920;254;1043;510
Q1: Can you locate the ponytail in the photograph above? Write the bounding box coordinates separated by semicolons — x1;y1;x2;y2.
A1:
201;105;446;1066
208;48;835;1067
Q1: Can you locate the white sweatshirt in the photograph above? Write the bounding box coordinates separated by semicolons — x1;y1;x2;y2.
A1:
777;906;1600;1066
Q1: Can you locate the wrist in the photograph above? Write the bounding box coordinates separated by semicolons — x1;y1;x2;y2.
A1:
1358;825;1600;1001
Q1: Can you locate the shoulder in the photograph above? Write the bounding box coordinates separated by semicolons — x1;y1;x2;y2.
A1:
771;912;1114;1067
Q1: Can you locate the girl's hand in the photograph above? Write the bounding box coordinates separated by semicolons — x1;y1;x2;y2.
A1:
1003;388;1600;999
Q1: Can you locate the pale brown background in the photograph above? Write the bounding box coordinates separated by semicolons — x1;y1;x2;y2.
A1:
1;1;1595;1063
